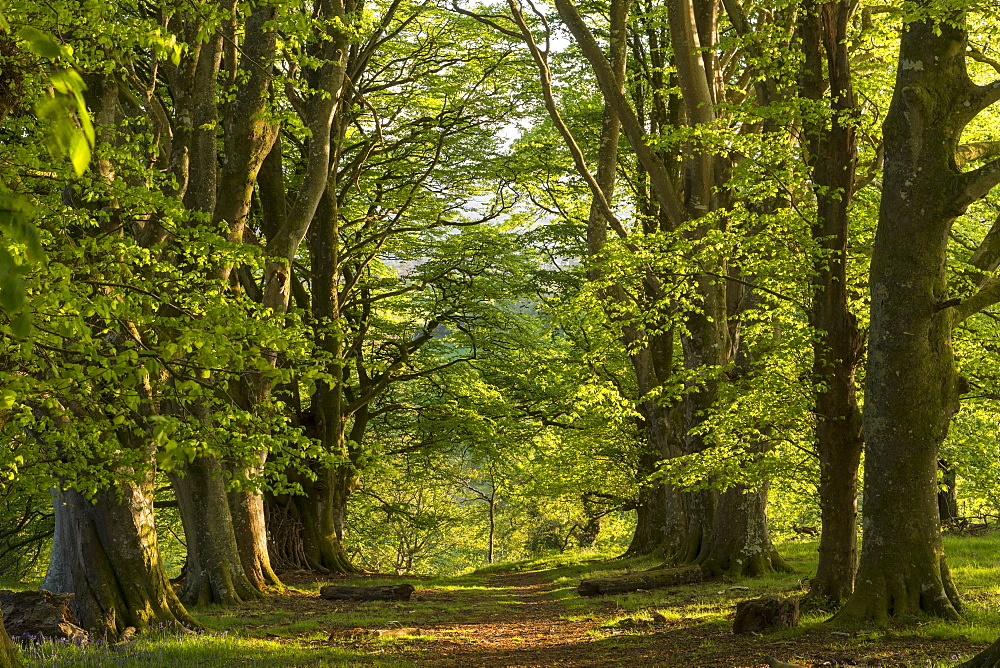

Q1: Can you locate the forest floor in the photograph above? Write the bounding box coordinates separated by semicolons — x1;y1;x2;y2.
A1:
19;536;1000;668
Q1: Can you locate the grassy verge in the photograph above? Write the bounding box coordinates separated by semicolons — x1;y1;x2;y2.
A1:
12;535;1000;666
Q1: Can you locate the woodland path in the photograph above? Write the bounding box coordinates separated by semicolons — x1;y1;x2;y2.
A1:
252;569;985;668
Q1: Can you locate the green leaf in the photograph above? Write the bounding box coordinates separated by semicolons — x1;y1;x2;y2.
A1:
68;131;91;177
16;27;62;59
10;311;31;338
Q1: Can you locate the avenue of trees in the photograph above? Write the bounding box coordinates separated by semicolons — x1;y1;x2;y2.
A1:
3;0;1000;662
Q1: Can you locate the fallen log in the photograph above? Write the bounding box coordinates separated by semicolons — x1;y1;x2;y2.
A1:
329;627;427;640
0;590;88;643
319;584;415;602
577;565;702;597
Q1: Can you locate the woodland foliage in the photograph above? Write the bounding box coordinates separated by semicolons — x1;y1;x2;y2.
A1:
0;0;1000;646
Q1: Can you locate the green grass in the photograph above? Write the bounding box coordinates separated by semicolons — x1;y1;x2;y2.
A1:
20;631;415;667
15;533;1000;666
469;549;618;575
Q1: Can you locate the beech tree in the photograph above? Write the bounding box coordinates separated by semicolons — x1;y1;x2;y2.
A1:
834;3;1000;624
475;0;796;575
253;4;523;572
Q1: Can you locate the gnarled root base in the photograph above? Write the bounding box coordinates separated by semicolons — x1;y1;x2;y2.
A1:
699;548;792;579
830;560;961;627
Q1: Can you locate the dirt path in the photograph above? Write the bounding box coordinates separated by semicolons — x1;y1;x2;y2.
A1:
293;571;982;668
409;571;614;667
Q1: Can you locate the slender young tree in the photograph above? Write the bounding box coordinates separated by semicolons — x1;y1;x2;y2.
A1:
800;0;865;604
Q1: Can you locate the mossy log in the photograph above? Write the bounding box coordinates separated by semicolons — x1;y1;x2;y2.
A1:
0;590;87;643
319;584;415;602
577;565;702;597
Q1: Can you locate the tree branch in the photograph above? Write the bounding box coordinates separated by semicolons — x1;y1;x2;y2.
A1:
553;0;688;227
953;275;1000;323
956;141;1000;167
504;0;630;243
968;46;1000;76
956;157;1000;210
968;212;1000;276
968;79;1000;115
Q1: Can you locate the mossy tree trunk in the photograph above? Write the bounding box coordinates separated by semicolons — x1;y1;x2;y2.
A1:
697;482;788;577
43;484;197;637
833;6;1000;625
0;605;21;668
800;0;864;605
288;467;360;573
170;455;263;605
549;0;782;572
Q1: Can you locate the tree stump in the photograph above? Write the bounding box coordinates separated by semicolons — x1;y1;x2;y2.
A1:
733;595;799;634
319;584;415;602
577;566;702;597
0;590;88;643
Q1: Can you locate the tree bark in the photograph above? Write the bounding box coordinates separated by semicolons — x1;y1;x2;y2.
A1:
831;6;1000;623
938;461;959;523
169;456;262;605
625;465;672;556
42;485;196;637
697;482;788;577
288;467;359;573
800;0;864;605
229;478;282;590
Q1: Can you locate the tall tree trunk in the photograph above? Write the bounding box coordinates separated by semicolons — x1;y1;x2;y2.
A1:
801;0;864;604
254;5;354;571
672;303;727;564
625;452;673;556
296;174;363;573
228;464;282;589
573;0;691;558
831;5;1000;623
209;4;283;592
169;456;262;605
551;0;782;569
694;285;788;576
43;484;196;636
